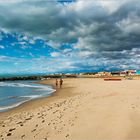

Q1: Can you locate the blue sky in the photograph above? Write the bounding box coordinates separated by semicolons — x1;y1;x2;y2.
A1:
0;0;140;75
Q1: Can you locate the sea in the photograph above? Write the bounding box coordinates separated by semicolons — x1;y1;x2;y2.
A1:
136;70;140;75
0;80;55;112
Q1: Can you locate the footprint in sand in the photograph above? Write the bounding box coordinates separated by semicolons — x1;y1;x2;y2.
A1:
42;120;45;123
48;123;51;125
9;128;16;132
65;134;69;137
25;118;31;121
71;123;74;126
7;133;12;136
17;121;22;124
21;134;25;138
20;124;24;126
31;129;36;132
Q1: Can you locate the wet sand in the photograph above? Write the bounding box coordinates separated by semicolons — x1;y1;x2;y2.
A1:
0;78;140;140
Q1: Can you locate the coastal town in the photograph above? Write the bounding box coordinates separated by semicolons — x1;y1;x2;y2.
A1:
0;70;139;81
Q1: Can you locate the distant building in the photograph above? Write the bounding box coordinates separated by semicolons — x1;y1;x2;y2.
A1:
120;70;136;76
127;70;136;76
120;71;126;76
96;71;111;77
111;71;121;76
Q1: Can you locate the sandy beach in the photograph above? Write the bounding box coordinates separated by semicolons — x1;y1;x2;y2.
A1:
0;78;140;140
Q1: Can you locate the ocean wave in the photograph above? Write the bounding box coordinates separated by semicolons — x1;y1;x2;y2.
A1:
21;94;43;99
0;95;39;102
0;99;30;112
0;82;54;91
0;93;53;112
0;81;56;112
0;82;35;88
0;96;18;102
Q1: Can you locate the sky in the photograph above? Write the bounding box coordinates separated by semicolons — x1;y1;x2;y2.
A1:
0;0;140;75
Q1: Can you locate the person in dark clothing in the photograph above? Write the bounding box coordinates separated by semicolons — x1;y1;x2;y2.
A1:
59;78;63;88
55;79;58;88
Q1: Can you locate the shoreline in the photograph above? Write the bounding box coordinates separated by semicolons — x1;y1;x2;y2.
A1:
0;79;56;114
0;78;75;117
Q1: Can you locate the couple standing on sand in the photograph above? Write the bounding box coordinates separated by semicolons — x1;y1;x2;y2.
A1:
55;78;63;88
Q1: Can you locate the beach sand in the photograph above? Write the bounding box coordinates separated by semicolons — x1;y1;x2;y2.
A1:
0;78;140;140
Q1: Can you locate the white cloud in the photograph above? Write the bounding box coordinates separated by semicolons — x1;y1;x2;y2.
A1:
17;35;29;42
29;39;35;44
29;52;34;57
77;51;95;58
74;36;96;50
20;42;26;45
63;48;72;54
21;45;28;49
0;45;4;49
0;0;21;4
100;0;129;14
47;40;61;48
0;55;12;61
117;12;140;34
50;52;61;57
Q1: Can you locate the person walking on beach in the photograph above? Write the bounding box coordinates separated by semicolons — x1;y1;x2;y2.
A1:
59;78;63;88
55;79;58;88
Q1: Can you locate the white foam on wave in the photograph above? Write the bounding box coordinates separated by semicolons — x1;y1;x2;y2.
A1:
0;93;55;112
0;99;31;112
0;81;56;112
0;91;55;112
0;82;55;91
0;96;18;102
20;93;50;99
21;95;41;98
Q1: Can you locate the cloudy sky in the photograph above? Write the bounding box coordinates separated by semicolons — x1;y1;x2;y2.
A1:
0;0;140;75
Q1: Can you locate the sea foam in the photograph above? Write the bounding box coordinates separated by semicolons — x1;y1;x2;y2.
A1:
0;81;55;112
